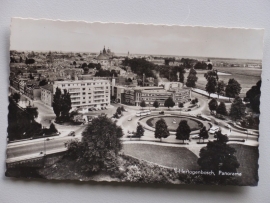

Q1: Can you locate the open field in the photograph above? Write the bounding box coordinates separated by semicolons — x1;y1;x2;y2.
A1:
123;143;199;169
195;67;261;97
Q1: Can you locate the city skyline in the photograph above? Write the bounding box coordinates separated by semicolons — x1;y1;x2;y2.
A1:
10;18;264;60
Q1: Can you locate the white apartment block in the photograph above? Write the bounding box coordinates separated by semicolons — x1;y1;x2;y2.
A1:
53;80;110;108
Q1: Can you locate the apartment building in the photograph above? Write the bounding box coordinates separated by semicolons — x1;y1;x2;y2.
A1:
53;79;110;108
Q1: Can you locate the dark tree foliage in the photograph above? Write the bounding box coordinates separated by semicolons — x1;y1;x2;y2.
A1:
225;78;241;100
140;100;146;108
180;58;197;69
208;98;218;112
205;76;217;98
52;87;62;119
39;79;48;86
61;89;72;121
186;68;198;87
95;69;118;77
88;63;101;70
25;106;38;121
204;70;219;81
157;65;185;83
136;123;145;140
154;118;170;142
164;97;175;109
164;57;175;65
153;100;160;108
122;58;156;78
49;123;58;133
199;126;209;143
246;80;261;113
12;93;20;103
29;73;34;79
198;131;240;184
230;96;246;120
216;80;226;99
178;102;184;108
207;63;213;70
116;107;122;115
216;102;228;116
7;97;43;141
25;58;35;65
194;61;207;70
176;120;191;143
67;116;123;173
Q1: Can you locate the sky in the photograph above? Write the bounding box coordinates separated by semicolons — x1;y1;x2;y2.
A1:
10;18;264;59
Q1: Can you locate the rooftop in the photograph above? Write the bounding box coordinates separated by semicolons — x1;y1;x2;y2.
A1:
41;84;53;92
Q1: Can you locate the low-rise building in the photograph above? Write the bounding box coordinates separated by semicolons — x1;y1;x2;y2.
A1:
41;84;54;106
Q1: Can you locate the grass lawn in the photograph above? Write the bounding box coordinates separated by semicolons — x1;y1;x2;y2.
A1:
146;116;202;131
123;143;199;170
230;144;259;186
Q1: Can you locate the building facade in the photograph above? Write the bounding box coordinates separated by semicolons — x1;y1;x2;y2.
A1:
41;84;54;106
53;79;110;108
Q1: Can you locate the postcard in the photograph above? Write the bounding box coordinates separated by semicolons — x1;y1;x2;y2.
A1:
6;18;263;186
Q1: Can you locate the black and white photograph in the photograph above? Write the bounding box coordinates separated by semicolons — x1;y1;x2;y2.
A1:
6;18;263;186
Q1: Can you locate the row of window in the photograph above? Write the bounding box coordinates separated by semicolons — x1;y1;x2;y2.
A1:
61;82;109;87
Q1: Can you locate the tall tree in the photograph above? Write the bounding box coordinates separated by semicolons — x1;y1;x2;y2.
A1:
49;123;58;133
230;96;246;120
199;126;209;143
61;89;72;121
216;102;228;116
67;116;123;173
176;120;191;143
136;123;144;140
153;100;160;109
204;70;219;81
52;87;62;120
205;76;217;98
197;131;240;183
186;68;198;88
216;80;226;99
246;80;261;113
140;100;146;109
225;78;241;101
164;97;175;109
208;98;218;112
154;118;170;142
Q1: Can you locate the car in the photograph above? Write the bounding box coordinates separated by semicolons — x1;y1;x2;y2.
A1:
88;108;92;111
159;111;164;115
46;138;51;141
128;117;132;121
208;126;220;134
225;124;231;129
191;134;200;139
68;131;75;136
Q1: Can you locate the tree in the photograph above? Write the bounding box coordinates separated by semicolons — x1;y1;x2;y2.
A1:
83;67;89;74
178;102;184;108
194;62;207;70
136;123;144;140
230;96;246;120
140;100;146;109
246;80;261;113
205;76;217;98
49;123;58;133
154;119;170;142
225;78;241;101
197;131;240;183
207;63;213;70
199;126;209;143
216;102;228;116
204;70;219;81
67;116;123;173
52;87;62;120
186;68;198;87
153;100;160;108
208;98;218;112
216;80;226;99
29;73;34;79
39;79;48;86
61;89;72;121
12;93;20;103
25;106;38;121
164;97;175;109
176;120;191;143
116;107;122;115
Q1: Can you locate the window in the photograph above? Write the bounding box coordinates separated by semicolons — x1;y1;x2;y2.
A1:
83;93;85;95
82;88;85;90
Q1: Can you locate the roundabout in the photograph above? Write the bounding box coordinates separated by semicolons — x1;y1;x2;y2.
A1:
145;115;203;132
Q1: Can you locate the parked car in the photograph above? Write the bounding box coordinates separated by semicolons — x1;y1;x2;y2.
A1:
187;109;191;111
225;124;231;129
128;117;132;121
68;131;75;136
191;134;200;139
208;126;220;134
159;111;164;115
